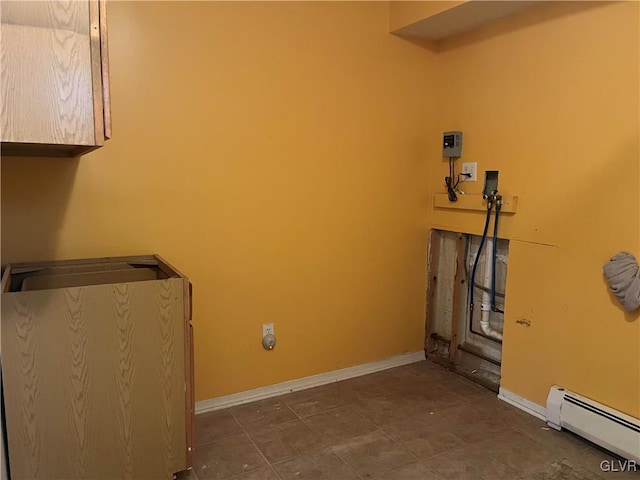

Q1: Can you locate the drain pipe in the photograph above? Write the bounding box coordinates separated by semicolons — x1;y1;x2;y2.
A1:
480;238;503;341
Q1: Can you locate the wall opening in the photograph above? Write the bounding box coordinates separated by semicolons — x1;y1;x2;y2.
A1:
424;229;509;391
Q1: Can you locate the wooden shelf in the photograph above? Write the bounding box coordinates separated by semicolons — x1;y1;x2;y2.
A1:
434;194;518;214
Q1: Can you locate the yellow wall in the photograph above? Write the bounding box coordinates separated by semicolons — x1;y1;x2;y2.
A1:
1;2;436;401
430;1;640;416
3;0;638;417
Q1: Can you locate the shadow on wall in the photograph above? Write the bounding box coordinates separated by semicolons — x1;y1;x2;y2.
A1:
1;156;79;265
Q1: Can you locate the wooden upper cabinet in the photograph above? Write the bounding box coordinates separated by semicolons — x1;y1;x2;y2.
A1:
0;0;111;157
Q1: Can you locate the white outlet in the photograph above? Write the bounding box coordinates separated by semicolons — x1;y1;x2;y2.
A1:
262;323;274;337
461;162;477;182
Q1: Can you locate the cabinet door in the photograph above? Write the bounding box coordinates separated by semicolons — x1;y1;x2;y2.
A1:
0;1;108;156
1;279;188;479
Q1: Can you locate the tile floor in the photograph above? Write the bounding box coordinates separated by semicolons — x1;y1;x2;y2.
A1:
184;360;639;480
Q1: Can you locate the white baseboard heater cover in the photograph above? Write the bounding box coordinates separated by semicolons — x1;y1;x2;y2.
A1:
547;386;640;462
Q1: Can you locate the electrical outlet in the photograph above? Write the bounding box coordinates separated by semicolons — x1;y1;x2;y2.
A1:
461;162;477;182
262;323;274;337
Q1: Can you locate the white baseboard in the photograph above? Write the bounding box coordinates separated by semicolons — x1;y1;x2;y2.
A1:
498;387;547;421
196;351;425;415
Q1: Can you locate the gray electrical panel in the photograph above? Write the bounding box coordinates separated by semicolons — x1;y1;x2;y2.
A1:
443;131;463;157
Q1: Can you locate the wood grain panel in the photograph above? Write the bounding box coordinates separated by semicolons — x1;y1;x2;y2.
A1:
157;279;180;474
433;193;519;214
185;281;195;466
1;1;95;145
99;0;111;139
155;255;194;466
1;0;90;34
89;0;105;145
3;294;44;479
20;268;158;291
2;279;187;479
113;283;136;478
63;287;91;478
449;234;465;361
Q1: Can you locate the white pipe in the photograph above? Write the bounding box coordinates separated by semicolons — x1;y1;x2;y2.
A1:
480;238;503;341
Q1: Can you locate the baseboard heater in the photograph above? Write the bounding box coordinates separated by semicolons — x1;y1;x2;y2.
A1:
547;386;640;462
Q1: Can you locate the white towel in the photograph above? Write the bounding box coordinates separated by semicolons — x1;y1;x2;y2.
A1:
603;252;640;312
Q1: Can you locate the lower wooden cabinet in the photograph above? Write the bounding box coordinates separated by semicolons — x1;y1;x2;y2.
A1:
1;255;194;479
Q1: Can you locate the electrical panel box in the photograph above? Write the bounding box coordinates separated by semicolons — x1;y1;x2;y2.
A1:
483;170;499;197
443;131;463;158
